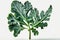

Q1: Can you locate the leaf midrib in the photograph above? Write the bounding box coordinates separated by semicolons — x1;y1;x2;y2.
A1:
13;2;28;25
33;14;48;27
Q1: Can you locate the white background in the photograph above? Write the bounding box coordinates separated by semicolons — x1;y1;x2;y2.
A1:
0;0;60;40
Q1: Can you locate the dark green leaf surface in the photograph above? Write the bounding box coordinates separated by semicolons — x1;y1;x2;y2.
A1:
31;28;39;35
35;22;48;29
33;5;52;29
7;13;25;37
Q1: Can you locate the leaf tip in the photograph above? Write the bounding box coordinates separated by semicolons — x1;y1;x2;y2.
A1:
50;5;52;9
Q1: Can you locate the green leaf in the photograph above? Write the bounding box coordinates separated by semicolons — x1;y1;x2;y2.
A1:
7;0;52;37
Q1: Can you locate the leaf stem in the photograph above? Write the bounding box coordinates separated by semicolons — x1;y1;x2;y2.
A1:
29;28;31;40
27;24;31;40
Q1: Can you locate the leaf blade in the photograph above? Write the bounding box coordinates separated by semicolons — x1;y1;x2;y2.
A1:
33;5;52;27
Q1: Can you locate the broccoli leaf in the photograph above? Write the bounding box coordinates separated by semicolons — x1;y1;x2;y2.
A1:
7;0;52;37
